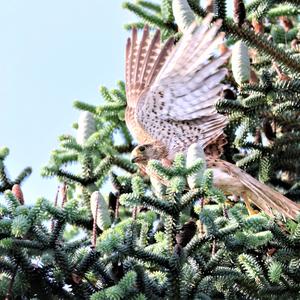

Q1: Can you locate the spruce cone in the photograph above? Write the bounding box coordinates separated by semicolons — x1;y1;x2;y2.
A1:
250;69;259;84
231;41;250;85
12;184;24;205
233;0;246;27
205;0;215;13
186;143;206;189
252;18;264;34
279;16;293;32
172;0;195;33
76;111;96;145
90;191;111;230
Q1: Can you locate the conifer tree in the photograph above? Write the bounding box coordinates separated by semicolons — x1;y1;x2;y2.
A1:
1;1;300;299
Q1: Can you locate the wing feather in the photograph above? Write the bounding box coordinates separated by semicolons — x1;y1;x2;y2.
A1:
125;38;131;89
125;26;175;143
157;15;213;79
129;28;138;88
156;67;228;121
146;37;175;87
134;25;150;83
125;14;230;158
140;29;161;87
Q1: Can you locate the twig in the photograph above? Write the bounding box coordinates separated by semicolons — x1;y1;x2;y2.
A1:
5;264;18;300
92;200;99;249
51;186;60;231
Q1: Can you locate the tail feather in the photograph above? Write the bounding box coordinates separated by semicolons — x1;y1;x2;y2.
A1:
237;166;300;220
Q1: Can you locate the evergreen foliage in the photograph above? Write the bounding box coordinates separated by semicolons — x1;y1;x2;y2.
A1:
0;147;32;193
1;0;300;299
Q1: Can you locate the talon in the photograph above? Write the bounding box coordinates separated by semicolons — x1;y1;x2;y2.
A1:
242;192;259;216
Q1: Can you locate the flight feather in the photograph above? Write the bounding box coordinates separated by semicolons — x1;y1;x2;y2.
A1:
125;14;230;158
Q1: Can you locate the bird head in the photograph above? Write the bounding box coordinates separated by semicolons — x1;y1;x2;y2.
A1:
131;144;163;165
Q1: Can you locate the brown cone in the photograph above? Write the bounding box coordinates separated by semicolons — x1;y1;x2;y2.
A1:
205;0;214;13
12;184;24;205
249;69;259;84
279;16;293;32
233;0;246;27
252;19;264;34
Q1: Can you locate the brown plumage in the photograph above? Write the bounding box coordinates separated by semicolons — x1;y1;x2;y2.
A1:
125;14;300;220
207;158;300;219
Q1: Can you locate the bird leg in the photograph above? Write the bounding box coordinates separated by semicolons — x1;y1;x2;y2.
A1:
242;192;258;216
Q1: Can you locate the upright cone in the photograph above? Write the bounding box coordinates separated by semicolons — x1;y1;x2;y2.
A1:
12;184;24;205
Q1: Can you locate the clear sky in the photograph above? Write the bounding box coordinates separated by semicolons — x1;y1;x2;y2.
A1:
0;1;133;203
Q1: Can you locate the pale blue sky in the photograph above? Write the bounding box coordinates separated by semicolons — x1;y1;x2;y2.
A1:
0;1;133;202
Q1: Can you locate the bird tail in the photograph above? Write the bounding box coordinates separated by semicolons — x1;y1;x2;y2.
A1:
235;165;300;220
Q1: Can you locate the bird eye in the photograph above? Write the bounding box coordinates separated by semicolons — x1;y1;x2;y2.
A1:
139;146;146;152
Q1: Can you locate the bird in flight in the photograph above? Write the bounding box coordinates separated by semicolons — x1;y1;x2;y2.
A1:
124;14;300;220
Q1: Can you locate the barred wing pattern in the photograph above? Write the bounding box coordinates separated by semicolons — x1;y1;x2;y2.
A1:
125;25;175;145
125;14;230;159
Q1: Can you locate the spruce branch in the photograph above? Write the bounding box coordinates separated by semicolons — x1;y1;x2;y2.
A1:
124;21;146;30
180;188;204;209
133;248;170;268
74;100;97;114
123;1;177;32
137;0;161;13
215;0;227;19
185;235;210;256
187;3;300;74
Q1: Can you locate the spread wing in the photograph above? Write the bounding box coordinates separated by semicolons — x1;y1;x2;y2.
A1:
125;14;230;158
125;24;175;144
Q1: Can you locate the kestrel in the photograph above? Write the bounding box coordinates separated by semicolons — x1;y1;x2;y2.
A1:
125;14;300;220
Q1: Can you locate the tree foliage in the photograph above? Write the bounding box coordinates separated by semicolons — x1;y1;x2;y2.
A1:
1;0;300;299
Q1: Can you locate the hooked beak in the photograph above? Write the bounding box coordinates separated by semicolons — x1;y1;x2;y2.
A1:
131;156;139;163
131;154;147;164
